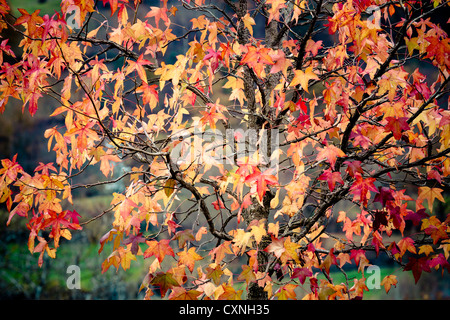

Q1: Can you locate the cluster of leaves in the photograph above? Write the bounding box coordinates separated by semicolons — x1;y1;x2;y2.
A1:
0;0;450;300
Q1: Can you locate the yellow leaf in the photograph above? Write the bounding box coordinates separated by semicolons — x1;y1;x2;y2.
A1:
418;187;445;213
290;66;319;93
241;13;255;36
250;221;267;244
418;245;434;256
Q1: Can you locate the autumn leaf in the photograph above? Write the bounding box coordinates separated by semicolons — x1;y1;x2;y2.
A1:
217;284;243;300
349;173;378;207
122;232;145;255
405;208;429;226
316;145;346;170
380;275;398;293
125;54;152;83
318;169;344;191
418;187;445;214
241;13;255;36
144;239;175;263
116;246;136;271
265;236;286;258
397;237;417;256
237;264;256;284
199;104;227;130
177;247;203;272
248;219;267;244
15;9;44;36
205;264;224;285
385;117;409;140
418;245;434;256
320;248;337;274
291;267;312;285
289;66;319;93
150;271;179;297
244;168;278;202
169;287;201;300
404;256;431;284
275;284;297;300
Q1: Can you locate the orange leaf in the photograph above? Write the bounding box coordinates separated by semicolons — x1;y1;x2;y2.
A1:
144;239;175;263
316;145;346;170
177;247;203;272
290;66;319;93
397;237;417;256
380;275;398;293
418;187;445;214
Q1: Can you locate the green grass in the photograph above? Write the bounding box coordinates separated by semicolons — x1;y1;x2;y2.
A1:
9;0;62;15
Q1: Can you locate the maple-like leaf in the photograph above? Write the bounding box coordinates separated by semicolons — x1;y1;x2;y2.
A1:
405;208;429;226
290;66;319;93
145;6;170;27
177;247;203;272
122;232;145;255
144;239;175;263
241;13;255;36
237;264;256;284
385;117;409;140
349;173;378;207
217;284;243;300
344;160;363;177
320;248;337;274
240;45;274;77
316;145;346;170
291;267;312;285
318;169;344;191
418;245;434;256
397;237;417;256
205;264;224;285
199;104;227;130
125;54;152;83
169;287;201;300
418;186;445;214
404;256;431;284
209;241;233;264
244;168;278;202
372;210;388;231
172;229;195;248
265;236;285;258
248;219;267;244
373;186;395;206
275;284;297;300
428;253;450;274
150;271;179;297
380;275;398;294
15;9;44;36
116;246;136;271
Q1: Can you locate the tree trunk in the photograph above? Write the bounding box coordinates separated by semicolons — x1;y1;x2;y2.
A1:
235;0;290;300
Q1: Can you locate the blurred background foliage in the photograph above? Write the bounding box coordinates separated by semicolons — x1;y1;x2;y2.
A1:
1;0;450;300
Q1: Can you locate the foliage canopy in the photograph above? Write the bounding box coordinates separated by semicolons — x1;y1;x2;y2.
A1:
1;0;450;300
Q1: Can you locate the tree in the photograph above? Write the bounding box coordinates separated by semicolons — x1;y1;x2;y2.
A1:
0;0;450;300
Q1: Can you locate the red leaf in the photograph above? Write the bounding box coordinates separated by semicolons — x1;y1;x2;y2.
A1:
385;117;409;140
349;173;378;207
291;267;312;284
405;208;429;226
318;169;344;191
244;168;278;202
343;160;363;177
404;256;431;284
